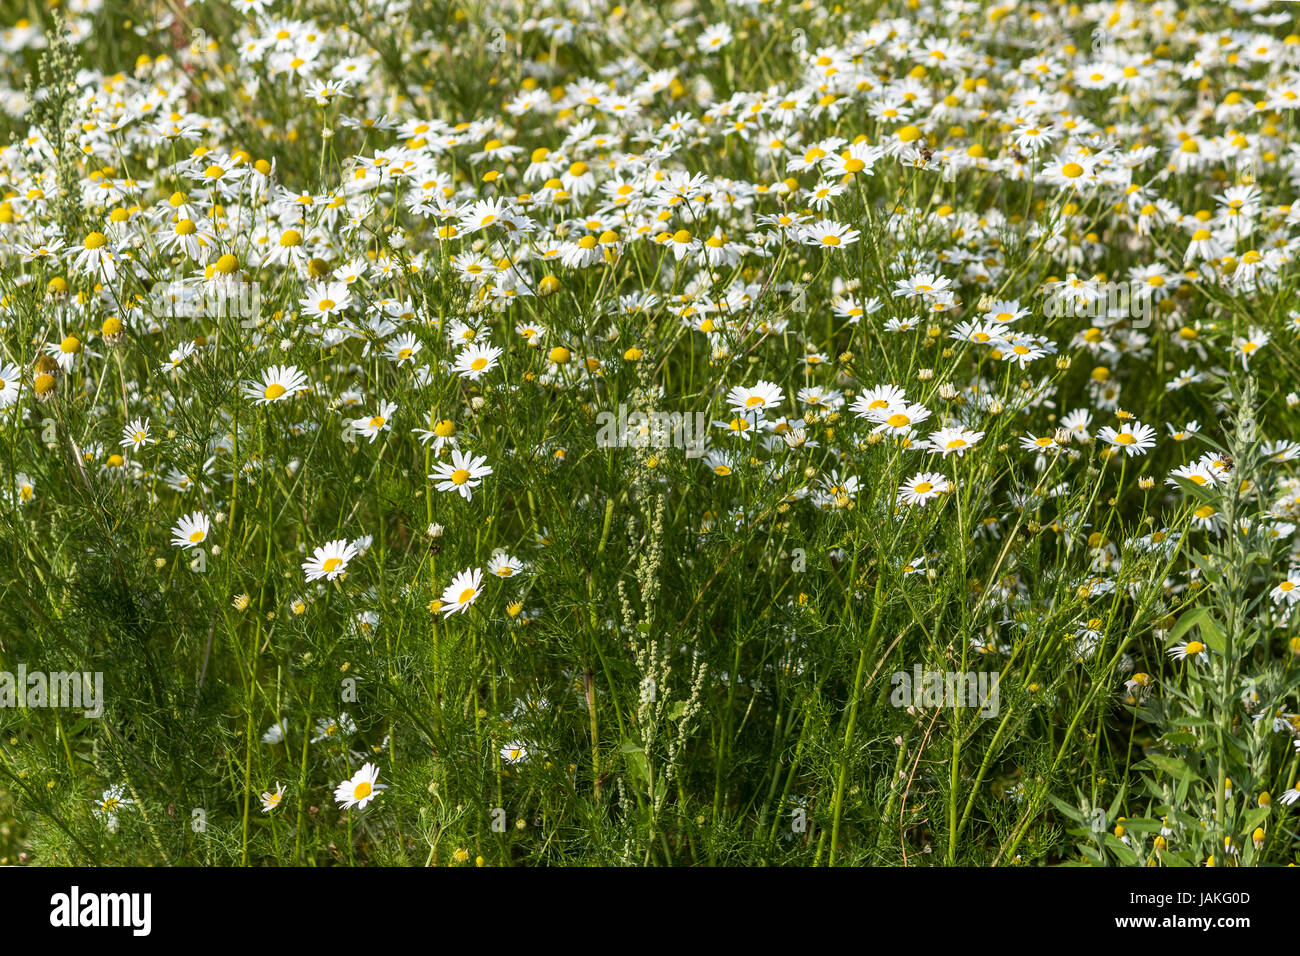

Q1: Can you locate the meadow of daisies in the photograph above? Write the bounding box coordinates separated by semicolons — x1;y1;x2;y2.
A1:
4;0;1300;868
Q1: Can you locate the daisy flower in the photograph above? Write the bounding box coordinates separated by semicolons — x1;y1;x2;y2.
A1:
1097;421;1156;456
726;380;784;415
487;550;525;579
453;344;503;380
302;539;360;582
1270;571;1300;606
799;219;860;248
243;364;309;404
383;332;422;366
1166;639;1209;663
93;785;134;833
312;712;358;743
500;741;529;763
439;566;484;616
300;280;352;321
260;782;286;812
429;449;493;501
351;400;397;442
334;762;386;810
898;471;951;506
171;511;211;550
850;384;908;417
120;417;153;452
926;426;985;457
0;363;20;408
14;471;36;503
868;401;932;434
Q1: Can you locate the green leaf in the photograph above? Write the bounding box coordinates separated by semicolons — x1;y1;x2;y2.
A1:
1168;607;1226;654
1137;753;1193;781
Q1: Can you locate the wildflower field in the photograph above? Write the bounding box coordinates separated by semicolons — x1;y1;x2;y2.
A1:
3;0;1300;869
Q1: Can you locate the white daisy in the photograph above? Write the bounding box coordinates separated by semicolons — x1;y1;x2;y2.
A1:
302;538;360;582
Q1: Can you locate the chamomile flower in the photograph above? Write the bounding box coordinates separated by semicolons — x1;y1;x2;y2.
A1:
334;762;386;810
0;363;20;408
351;400;397;442
429;449;493;501
926;426;985;457
302;538;359;582
898;471;951;506
1097;421;1157;456
487;550;525;579
260;782;286;813
453;344;502;380
726;380;784;415
1167;639;1209;663
1270;570;1300;606
92;785;134;833
243;365;309;404
439;566;484;616
120;417;154;452
171;511;211;550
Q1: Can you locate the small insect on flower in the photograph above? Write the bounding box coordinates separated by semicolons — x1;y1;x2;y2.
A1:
334;762;386;810
243;364;309;404
302;538;360;582
439;566;484;616
260;782;286;813
171;511;211;550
